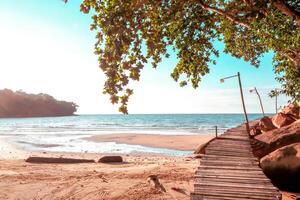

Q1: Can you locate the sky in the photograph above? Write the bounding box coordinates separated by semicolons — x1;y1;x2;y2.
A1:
0;0;288;114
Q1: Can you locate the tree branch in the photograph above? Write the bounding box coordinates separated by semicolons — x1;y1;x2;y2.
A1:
282;51;300;69
197;0;300;69
243;0;252;6
272;0;300;25
198;0;251;29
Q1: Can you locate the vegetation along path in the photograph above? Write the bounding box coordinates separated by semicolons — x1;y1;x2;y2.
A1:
191;124;281;200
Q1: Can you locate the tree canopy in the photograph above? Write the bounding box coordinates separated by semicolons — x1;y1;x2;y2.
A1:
76;0;300;113
0;89;77;118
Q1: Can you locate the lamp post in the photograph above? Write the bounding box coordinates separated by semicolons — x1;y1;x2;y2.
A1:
220;72;250;134
250;87;265;116
273;88;280;114
276;94;278;114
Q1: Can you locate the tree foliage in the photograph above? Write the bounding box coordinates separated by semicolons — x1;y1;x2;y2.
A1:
76;0;300;113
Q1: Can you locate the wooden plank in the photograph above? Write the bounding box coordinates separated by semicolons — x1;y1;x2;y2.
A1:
211;138;250;143
195;177;272;184
195;170;266;177
191;191;280;200
202;156;257;162
208;144;251;148
217;136;250;142
202;154;258;161
194;186;279;195
197;167;263;173
193;187;279;195
192;190;279;199
194;174;270;181
208;141;251;145
195;171;266;178
201;159;257;164
208;143;252;148
194;182;278;191
200;157;257;163
205;151;253;157
199;160;258;167
205;147;252;153
205;149;253;154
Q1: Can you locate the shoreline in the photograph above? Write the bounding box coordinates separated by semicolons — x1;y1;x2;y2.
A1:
0;133;214;160
85;133;214;151
0;136;29;160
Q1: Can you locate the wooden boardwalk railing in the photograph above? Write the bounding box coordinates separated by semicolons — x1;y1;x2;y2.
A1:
191;124;282;200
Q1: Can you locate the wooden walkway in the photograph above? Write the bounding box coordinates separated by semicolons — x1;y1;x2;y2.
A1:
191;124;282;200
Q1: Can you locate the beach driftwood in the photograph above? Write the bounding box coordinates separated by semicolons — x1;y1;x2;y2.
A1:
147;175;166;192
25;156;95;163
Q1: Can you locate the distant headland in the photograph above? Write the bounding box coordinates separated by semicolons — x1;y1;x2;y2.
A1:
0;89;77;118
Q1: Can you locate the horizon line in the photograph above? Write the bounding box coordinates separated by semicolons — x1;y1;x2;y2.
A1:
76;113;274;115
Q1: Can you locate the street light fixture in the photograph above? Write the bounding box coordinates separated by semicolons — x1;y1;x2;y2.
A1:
250;87;265;117
220;72;250;134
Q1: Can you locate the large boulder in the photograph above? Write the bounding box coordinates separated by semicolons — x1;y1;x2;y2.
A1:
260;143;300;192
98;156;123;163
258;116;276;133
254;120;300;158
250;125;262;137
272;113;295;128
282;104;300;119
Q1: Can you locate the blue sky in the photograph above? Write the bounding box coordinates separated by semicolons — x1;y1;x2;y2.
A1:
0;0;288;114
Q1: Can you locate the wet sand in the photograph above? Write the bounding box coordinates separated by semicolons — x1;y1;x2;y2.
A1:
85;134;213;151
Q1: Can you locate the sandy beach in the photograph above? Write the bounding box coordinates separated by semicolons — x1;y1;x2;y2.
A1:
86;134;213;151
0;134;297;200
0;154;197;200
0;135;203;200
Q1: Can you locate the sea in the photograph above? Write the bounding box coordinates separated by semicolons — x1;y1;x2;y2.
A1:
0;114;265;156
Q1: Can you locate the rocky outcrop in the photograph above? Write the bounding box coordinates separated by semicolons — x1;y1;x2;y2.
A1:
253;120;300;158
249;126;261;137
249;117;275;137
272;113;296;128
248;103;300;192
259;116;276;132
282;104;300;119
260;143;300;192
0;89;77;118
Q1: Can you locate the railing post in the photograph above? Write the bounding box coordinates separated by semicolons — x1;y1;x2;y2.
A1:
215;126;218;138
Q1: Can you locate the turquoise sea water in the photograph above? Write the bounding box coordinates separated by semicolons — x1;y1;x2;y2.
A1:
0;114;265;156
